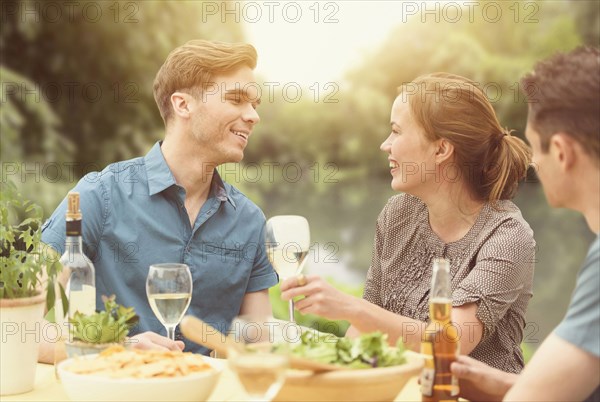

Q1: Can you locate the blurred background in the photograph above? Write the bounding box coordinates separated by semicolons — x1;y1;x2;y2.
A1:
2;0;599;357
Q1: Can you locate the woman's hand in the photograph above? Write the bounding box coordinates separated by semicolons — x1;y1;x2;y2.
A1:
280;275;355;321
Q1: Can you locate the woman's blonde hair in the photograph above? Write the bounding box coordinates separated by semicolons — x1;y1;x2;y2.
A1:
399;73;531;203
153;40;257;124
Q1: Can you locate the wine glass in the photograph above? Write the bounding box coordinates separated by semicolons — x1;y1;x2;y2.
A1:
227;315;290;402
265;215;310;323
146;263;192;341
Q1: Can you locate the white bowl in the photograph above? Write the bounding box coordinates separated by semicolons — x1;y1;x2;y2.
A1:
57;354;224;402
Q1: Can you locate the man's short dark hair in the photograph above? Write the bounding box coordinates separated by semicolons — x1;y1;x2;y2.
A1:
521;46;599;160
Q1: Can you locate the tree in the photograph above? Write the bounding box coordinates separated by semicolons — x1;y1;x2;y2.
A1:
1;0;245;173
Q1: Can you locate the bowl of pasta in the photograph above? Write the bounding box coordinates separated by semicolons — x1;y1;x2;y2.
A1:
57;345;224;402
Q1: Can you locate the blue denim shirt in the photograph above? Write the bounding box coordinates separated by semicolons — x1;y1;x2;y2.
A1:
42;142;278;353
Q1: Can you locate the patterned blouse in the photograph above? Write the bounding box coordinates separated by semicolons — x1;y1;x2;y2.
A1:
363;194;535;373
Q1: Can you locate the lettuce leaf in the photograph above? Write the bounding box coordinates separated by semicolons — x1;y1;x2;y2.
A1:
282;330;406;368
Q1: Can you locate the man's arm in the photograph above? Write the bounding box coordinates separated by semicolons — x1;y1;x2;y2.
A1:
239;289;271;316
505;333;599;401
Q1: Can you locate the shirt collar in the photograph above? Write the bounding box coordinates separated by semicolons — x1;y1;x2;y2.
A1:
144;141;237;208
211;169;236;209
145;141;177;196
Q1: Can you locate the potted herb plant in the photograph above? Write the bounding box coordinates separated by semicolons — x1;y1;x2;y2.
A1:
65;295;138;357
0;180;65;395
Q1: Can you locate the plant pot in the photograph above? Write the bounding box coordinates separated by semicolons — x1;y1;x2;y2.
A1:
65;340;123;358
0;293;46;395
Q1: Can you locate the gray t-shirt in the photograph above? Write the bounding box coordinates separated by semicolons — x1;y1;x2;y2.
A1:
555;236;600;401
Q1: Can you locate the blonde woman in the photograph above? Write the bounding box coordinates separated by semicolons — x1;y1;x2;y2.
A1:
282;73;535;373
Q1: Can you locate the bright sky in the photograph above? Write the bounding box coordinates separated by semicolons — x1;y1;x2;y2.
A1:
243;1;407;87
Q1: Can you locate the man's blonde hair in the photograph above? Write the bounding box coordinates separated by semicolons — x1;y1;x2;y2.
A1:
153;40;257;124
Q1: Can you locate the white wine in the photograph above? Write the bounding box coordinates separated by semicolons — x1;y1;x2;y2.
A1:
267;249;308;279
67;285;96;317
148;293;191;326
229;353;288;400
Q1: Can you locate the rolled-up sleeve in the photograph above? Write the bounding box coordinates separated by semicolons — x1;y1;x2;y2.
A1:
247;217;279;292
452;219;536;340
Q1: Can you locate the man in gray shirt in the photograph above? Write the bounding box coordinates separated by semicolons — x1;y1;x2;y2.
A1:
451;46;600;401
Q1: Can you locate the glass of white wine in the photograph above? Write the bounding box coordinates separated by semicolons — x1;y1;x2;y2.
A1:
265;215;310;323
146;263;192;341
228;315;290;402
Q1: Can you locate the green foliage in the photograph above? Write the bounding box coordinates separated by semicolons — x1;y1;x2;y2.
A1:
0;179;64;312
1;0;245;172
566;0;600;46
1;0;245;215
0;66;70;164
70;295;139;344
0;66;74;220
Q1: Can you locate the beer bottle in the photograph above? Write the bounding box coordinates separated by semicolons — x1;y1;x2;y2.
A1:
421;258;459;402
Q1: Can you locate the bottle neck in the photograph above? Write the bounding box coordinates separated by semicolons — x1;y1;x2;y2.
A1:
430;261;451;298
429;299;452;324
429;258;452;323
65;219;83;251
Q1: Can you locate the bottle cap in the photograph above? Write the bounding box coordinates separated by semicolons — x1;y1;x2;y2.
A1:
66;192;82;220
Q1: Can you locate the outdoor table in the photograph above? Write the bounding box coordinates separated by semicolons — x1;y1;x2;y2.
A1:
2;362;422;401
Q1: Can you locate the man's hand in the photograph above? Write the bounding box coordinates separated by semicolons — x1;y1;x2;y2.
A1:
128;331;184;351
451;355;517;402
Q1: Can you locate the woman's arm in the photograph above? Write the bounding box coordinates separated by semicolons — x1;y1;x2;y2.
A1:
280;275;483;353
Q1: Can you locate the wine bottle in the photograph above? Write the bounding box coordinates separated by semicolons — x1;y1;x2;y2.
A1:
60;192;96;319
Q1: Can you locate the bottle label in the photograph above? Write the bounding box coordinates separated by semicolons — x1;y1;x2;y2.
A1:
420;339;435;397
420;366;435;396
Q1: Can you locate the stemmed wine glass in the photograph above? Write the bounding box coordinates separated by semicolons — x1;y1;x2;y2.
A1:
146;263;192;341
265;215;310;323
227;315;290;402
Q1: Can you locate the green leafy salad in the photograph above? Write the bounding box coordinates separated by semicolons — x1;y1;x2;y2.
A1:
280;330;406;369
